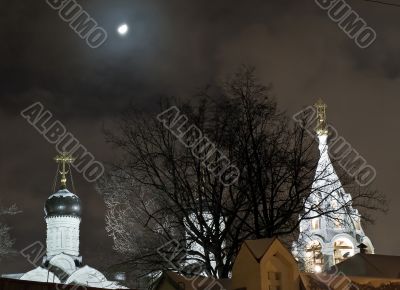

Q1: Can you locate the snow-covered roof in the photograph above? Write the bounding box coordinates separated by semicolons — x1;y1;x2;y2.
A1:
0;277;130;290
1;273;24;279
7;258;128;289
20;267;61;283
48;188;77;198
66;265;126;289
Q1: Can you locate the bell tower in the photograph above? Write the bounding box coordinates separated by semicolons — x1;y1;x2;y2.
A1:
293;99;374;272
44;153;82;272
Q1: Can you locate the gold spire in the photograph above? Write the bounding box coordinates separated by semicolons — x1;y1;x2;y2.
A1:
314;98;328;136
54;152;75;189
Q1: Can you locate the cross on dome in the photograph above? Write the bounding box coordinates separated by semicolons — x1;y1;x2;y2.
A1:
54;152;75;189
314;98;328;136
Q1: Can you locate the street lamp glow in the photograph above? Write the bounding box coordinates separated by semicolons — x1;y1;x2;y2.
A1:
117;24;129;35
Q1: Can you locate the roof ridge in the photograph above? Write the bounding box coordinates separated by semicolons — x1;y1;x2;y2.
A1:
244;237;277;262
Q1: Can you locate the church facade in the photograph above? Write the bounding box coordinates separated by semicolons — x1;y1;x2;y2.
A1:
292;100;374;272
2;154;126;289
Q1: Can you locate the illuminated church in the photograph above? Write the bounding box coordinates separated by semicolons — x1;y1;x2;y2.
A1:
3;154;126;289
293;100;374;273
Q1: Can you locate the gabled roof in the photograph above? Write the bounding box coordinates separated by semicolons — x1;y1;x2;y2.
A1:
329;253;400;279
243;238;276;261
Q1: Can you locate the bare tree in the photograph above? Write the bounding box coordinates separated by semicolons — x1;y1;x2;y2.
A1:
98;94;248;280
97;66;385;283
0;203;19;259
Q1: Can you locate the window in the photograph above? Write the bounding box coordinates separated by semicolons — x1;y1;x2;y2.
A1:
305;241;324;272
355;220;361;231
311;218;320;230
333;238;354;264
267;272;281;290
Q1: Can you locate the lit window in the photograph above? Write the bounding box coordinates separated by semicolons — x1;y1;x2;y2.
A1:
311;218;320;230
333;238;354;264
355;220;361;231
306;241;324;272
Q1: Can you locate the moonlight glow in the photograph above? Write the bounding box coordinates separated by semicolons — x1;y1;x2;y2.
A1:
117;24;129;36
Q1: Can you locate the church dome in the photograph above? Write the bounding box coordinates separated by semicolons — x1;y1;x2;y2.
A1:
44;188;81;218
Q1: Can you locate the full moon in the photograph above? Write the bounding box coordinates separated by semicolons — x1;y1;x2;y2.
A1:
117;24;129;35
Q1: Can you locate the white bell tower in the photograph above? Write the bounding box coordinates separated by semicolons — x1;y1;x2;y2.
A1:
44;153;82;267
293;99;374;272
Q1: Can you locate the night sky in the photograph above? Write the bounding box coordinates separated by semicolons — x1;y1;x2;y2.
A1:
0;0;399;273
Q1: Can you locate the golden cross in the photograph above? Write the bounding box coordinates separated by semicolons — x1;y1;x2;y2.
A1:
314;98;328;136
54;152;75;188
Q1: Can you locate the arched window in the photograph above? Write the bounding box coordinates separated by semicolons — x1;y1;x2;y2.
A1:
305;241;323;272
333;238;354;264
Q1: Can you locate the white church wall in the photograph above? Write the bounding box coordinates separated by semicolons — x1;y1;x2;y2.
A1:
46;216;80;257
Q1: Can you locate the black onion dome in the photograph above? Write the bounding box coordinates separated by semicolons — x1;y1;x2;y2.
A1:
45;188;81;218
